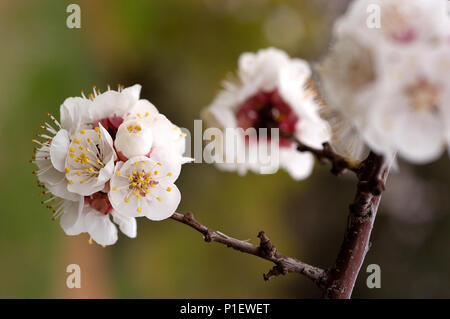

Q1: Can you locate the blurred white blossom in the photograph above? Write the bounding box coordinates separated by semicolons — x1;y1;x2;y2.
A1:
319;0;450;163
203;48;330;180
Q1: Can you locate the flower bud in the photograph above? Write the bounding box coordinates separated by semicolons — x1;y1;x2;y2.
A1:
115;120;153;160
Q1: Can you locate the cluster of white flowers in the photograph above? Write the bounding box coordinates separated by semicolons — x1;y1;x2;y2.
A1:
202;48;331;180
319;0;450;163
33;85;189;246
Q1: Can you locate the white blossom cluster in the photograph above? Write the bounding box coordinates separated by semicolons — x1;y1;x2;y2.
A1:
33;85;189;245
319;0;450;163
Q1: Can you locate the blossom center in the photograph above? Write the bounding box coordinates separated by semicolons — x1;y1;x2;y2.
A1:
406;79;439;112
236;89;298;146
85;192;113;215
94;116;124;139
385;7;418;44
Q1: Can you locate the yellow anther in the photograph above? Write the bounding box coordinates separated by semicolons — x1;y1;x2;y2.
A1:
132;191;138;196
166;187;172;192
116;171;121;177
124;198;130;203
132;170;137;175
83;168;89;173
80;180;85;184
145;112;149;117
69;153;75;158
137;207;142;213
80;130;86;134
129;176;134;181
151;184;156;188
167;172;172;176
87;137;92;143
68;180;74;184
154;171;158;175
73;138;81;144
69;147;76;153
76;171;82;176
89;238;93;245
145;189;150;194
137;113;142;118
65;167;71;173
86;147;91;153
94;127;100;132
156;197;162;202
134;162;139;167
157;162;162;166
89;167;94;172
112;187;118;191
136;195;142;199
79;146;84;150
98;133;102;139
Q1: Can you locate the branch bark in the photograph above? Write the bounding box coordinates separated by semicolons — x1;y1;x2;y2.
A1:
170;212;328;288
323;152;390;298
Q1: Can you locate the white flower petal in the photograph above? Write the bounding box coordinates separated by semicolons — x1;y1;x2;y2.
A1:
60;97;92;135
295;118;331;150
84;209;118;246
60;197;85;236
89;91;136;123
121;84;142;102
50;129;70;172
142;184;181;221
394;110;445;163
279;147;314;180
111;211;137;238
127;99;159;120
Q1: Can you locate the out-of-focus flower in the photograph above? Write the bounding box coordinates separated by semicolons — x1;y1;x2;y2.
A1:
319;0;450;163
335;0;450;47
202;47;331;180
32;84;187;245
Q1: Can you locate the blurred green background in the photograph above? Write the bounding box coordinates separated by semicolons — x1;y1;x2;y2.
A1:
0;0;449;298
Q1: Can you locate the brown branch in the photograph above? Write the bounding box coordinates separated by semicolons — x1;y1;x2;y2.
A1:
170;212;327;288
292;134;390;298
323;152;389;298
170;139;388;298
292;137;359;175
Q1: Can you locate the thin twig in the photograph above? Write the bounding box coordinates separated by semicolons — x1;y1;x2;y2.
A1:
170;212;327;288
292;137;360;175
170;139;388;299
